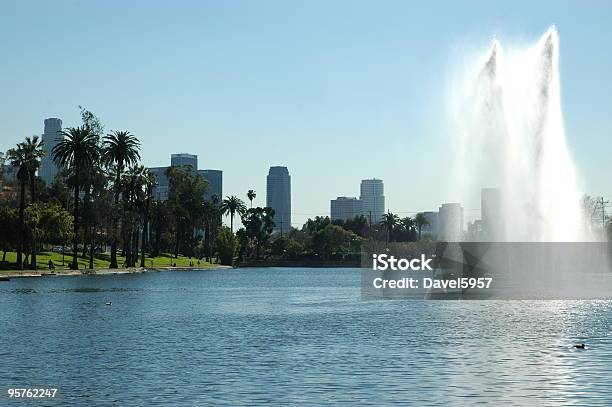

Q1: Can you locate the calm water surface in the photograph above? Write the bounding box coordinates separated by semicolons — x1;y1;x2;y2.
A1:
1;268;612;406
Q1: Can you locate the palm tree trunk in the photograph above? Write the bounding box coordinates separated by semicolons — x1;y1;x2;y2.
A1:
89;223;95;270
230;213;234;234
17;179;25;269
30;174;37;270
71;182;79;270
109;172;121;269
140;201;150;268
132;226;139;267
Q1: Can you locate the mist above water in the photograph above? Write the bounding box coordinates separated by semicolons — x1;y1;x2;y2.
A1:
452;27;593;242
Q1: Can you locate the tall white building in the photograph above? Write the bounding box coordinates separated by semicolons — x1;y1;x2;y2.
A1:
438;203;464;241
39;118;62;185
360;178;385;225
267;166;291;233
331;197;362;222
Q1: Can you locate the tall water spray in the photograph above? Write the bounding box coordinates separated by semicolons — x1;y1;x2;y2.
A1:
453;27;591;242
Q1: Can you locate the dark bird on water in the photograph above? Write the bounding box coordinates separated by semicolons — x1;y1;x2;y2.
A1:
574;344;586;349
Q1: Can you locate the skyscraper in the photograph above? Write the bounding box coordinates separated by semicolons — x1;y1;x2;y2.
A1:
171;153;198;169
330;197;362;222
198;169;222;202
148;154;222;203
438;203;464;241
360;178;385;225
39;118;62;185
266;166;291;233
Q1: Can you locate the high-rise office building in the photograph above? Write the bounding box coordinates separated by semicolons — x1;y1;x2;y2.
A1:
266;166;291;233
148;167;170;201
420;211;439;238
438;203;464;241
171;153;198;169
39;118;63;185
198;169;223;201
330;197;362;222
148;154;222;203
360;178;385;225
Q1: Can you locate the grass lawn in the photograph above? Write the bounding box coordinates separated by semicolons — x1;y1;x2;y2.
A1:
0;250;216;271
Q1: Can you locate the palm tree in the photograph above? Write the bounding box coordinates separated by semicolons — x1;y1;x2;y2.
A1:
123;165;146;267
102;131;140;268
140;168;157;268
414;212;430;240
52;126;100;270
380;211;400;243
401;216;416;241
247;189;256;208
21;136;45;268
201;200;217;262
220;195;247;234
7;144;29;268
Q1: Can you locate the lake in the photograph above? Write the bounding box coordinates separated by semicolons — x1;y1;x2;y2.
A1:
1;268;612;406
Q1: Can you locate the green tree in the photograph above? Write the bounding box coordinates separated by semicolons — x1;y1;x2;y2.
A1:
102;130;141;268
311;224;359;259
202;199;221;262
52;126;100;269
140;168;157;267
166;166;207;258
0;206;18;263
7;142;30;268
271;236;303;259
216;226;239;265
414;212;430;240
380;211;400;243
21;136;45;268
150;200;170;257
247;189;256;208
220;195;247;234
303;216;331;235
39;202;74;249
242;207;275;259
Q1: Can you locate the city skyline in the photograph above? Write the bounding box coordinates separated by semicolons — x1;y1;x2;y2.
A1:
2;116;610;232
1;1;611;227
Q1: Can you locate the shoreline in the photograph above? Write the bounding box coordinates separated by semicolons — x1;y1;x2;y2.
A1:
0;265;233;279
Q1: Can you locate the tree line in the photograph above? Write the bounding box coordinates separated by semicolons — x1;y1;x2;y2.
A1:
0;108;437;269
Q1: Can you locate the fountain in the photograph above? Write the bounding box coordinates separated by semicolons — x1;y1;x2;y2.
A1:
452;26;593;242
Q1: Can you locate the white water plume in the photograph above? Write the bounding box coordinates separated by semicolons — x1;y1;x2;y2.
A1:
451;27;594;242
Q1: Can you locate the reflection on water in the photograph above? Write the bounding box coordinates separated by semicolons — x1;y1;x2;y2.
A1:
1;268;612;406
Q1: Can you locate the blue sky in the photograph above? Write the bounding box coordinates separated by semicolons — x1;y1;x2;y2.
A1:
1;0;611;227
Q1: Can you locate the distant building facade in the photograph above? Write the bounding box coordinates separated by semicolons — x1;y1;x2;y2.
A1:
420;211;439;238
148;166;170;201
198;169;222;202
438;203;464;241
330;197;362;222
148;154;222;203
266;166;291;233
360;178;385;224
39;118;63;185
171;153;197;169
